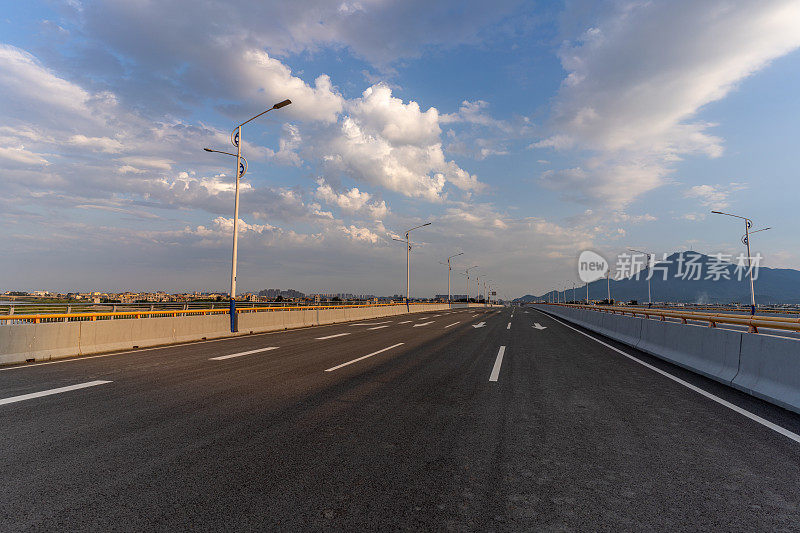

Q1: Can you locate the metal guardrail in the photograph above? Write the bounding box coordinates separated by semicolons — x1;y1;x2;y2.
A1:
0;302;439;325
544;303;800;335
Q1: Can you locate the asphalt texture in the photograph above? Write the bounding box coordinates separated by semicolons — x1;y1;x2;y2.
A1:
2;306;800;531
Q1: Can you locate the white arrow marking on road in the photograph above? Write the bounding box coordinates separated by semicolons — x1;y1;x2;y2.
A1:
473;322;486;328
507;322;511;329
413;321;433;327
532;323;547;330
0;380;112;406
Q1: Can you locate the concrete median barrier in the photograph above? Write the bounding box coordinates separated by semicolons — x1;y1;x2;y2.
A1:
535;304;800;415
733;334;800;413
0;304;455;365
636;319;741;382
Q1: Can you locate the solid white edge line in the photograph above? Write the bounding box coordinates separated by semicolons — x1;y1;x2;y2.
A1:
325;343;405;372
489;346;506;382
544;313;800;445
367;325;389;330
445;321;460;328
316;333;351;340
0;380;113;406
210;346;279;361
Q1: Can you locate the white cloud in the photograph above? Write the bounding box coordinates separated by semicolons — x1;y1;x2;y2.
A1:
536;0;800;207
315;178;388;219
69;135;123;153
340;224;381;243
317;84;484;201
684;182;747;209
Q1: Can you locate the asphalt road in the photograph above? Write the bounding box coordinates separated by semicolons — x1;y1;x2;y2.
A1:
2;306;800;531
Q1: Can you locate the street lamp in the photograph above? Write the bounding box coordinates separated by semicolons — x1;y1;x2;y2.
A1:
204;98;291;333
628;248;653;307
464;266;478;303
439;252;464;305
392;222;431;311
712;210;770;316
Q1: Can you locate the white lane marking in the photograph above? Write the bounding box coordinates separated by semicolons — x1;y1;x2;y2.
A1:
324;343;405;372
445;322;460;328
398;320;412;324
532;323;547;330
473;322;486;328
210;347;279;361
0;380;112;406
545;314;800;445
413;321;433;327
316;333;351;340
432;314;441;317
368;325;389;330
489;346;506;382
350;321;392;327
507;322;511;330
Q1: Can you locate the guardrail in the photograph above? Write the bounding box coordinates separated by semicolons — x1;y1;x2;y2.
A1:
543;303;800;335
0;302;437;325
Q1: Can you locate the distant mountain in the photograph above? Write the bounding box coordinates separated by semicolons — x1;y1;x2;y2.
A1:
515;251;800;305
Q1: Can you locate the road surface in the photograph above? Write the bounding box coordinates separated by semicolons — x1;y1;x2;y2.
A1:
2;307;800;531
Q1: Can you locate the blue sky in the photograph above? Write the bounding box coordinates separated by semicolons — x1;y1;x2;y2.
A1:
2;0;799;299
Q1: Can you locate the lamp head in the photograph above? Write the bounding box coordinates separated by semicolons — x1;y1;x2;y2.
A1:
273;99;292;109
203;148;213;152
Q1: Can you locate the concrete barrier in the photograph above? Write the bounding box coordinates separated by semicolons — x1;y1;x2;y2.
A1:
636;319;741;382
0;304;468;365
733;334;800;413
534;304;800;415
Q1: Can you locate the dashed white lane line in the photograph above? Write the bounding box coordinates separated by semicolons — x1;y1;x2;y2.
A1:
507;322;511;330
413;321;434;327
325;343;405;372
489;346;506;382
445;321;460;328
350;321;392;327
0;380;112;406
316;333;351;340
432;314;441;317
545;313;800;445
368;325;389;330
398;320;412;324
210;347;279;361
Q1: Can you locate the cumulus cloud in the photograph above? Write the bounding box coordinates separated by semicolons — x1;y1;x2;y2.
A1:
684;183;747;209
535;0;800;207
315;178;388;219
317;84;484;201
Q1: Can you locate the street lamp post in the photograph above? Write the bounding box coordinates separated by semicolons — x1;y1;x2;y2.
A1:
712;210;771;316
393;222;431;311
205;98;291;333
440;252;464;305
628;248;653;307
464;266;478;304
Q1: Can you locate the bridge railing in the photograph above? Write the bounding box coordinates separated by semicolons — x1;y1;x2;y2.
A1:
0;302;433;325
542;303;800;335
